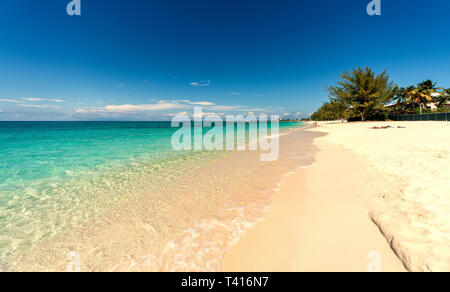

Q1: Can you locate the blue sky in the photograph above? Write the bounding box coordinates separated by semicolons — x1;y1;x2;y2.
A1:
0;0;449;121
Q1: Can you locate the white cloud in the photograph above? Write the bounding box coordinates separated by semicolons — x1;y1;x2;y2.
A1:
19;104;62;109
189;101;216;106
75;108;97;114
243;107;270;112
190;80;211;87
116;83;125;88
0;109;3;113
21;98;42;102
164;111;190;117
206;105;270;112
21;98;64;103
0;98;26;104
77;102;187;114
74;99;271;118
208;105;244;111
230;92;241;95
104;103;185;112
172;100;216;106
165;111;226;119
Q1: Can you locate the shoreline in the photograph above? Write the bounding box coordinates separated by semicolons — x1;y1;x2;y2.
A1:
223;121;450;272
6;121;448;271
7;126;317;272
221;129;406;272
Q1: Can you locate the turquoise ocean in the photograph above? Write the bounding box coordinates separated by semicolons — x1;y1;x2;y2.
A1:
0;121;304;266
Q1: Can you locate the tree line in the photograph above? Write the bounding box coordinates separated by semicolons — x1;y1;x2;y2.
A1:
311;66;450;121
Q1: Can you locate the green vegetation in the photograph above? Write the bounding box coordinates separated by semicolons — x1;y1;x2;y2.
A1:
310;101;349;121
311;66;450;121
435;88;450;107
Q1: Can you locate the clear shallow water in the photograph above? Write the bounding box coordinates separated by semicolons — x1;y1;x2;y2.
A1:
0;121;304;266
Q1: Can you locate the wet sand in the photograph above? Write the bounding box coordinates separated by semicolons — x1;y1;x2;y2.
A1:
224;121;450;272
222;135;405;272
8;127;319;272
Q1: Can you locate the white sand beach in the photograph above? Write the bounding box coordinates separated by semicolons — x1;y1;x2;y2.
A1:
7;122;449;272
315;121;450;272
223;121;450;272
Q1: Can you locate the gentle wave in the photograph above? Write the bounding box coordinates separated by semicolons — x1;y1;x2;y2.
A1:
0;121;305;270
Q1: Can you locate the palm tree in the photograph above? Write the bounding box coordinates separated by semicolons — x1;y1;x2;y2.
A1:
403;86;419;113
405;81;442;114
394;87;409;114
435;88;450;108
